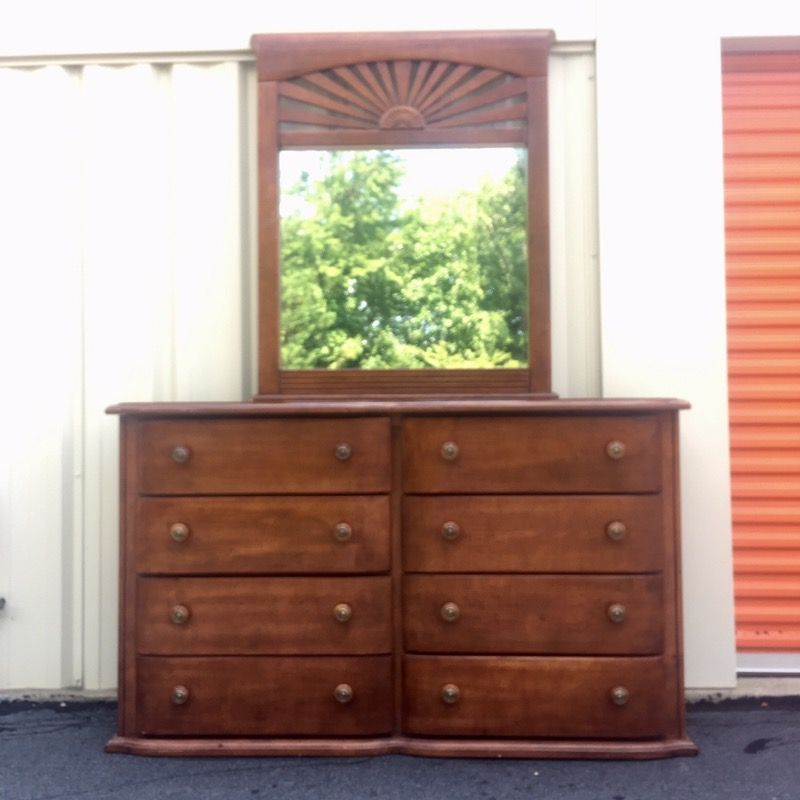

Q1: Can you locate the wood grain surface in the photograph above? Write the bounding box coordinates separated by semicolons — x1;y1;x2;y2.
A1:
137;417;390;495
402;415;662;493
135;496;390;575
137;655;393;736
403;574;664;655
402;494;662;573
402;655;670;739
136;576;392;655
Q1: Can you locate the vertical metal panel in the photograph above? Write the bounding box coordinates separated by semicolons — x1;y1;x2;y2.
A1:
723;52;800;654
548;49;600;397
0;59;256;690
0;51;594;691
0;65;84;689
78;61;256;690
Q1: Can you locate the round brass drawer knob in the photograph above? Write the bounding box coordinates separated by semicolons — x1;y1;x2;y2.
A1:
171;685;190;705
441;521;460;541
607;603;627;624
606;521;627;542
169;604;190;625
441;441;460;461
441;683;461;704
610;686;630;706
171;445;191;464
334;442;353;461
334;603;353;623
334;683;354;704
169;523;190;543
440;602;460;622
333;522;352;543
606;440;626;460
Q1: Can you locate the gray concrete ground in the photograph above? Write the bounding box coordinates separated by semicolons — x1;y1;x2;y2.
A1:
1;698;799;800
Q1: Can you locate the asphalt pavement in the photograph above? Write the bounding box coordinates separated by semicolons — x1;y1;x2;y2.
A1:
1;698;798;800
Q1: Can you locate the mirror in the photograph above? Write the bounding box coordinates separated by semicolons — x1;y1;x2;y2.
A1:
279;148;528;370
251;30;553;396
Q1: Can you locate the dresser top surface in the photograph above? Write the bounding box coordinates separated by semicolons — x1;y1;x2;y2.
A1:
107;397;690;418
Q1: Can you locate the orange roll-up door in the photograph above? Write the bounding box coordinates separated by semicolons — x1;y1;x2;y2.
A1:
723;51;800;653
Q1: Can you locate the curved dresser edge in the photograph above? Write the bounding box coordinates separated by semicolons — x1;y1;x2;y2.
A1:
105;735;699;760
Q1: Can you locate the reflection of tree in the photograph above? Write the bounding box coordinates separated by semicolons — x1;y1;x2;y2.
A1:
280;150;528;369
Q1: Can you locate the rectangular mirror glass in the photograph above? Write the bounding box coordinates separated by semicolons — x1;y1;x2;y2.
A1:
279;147;528;370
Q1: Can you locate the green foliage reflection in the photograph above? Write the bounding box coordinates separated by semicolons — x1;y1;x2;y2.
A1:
280;149;528;369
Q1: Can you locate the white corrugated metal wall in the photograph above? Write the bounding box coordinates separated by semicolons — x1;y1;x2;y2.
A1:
0;49;598;691
0;58;256;690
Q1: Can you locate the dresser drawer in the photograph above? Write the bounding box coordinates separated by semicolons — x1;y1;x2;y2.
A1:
402;416;661;494
403;655;668;739
137;417;390;495
137;576;391;655
403;574;663;655
135;496;390;575
137;655;393;736
403;495;662;573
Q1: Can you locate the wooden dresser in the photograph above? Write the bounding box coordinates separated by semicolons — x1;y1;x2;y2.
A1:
106;398;697;758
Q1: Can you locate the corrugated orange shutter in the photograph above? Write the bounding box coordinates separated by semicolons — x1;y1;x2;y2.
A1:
723;51;800;652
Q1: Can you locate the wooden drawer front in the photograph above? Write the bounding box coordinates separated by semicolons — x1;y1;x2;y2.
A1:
403;495;662;573
137;576;391;655
135;496;390;575
403;655;668;738
403;575;663;655
137;655;393;736
137;417;390;495
402;416;661;494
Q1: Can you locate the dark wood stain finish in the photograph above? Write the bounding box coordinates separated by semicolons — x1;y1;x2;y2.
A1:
136;495;390;574
109;401;695;758
402;494;663;573
137;655;394;736
402;655;669;738
402;415;662;493
403;574;664;655
137;417;390;495
137;576;392;655
251;30;554;397
106;29;696;761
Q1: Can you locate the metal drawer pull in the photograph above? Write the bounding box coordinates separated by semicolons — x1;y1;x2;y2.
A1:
169;523;190;543
441;683;461;704
607;603;626;623
169;604;190;625
610;686;630;706
171;685;190;705
333;522;352;542
606;440;626;460
606;521;627;542
334;683;354;704
171;445;191;464
441;521;460;541
334;603;353;623
440;441;459;461
334;442;353;461
440;602;460;622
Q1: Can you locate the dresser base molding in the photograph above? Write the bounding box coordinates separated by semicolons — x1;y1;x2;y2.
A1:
106;735;698;760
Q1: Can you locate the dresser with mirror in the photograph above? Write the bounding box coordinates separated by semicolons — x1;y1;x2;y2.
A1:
106;30;697;759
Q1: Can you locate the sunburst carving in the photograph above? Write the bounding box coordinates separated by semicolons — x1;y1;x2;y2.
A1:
278;60;527;133
379;105;425;130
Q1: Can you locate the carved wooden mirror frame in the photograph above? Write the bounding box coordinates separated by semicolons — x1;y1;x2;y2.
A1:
251;30;554;399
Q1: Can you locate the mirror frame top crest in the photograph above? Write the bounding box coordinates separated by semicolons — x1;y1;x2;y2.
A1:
251;30;555;399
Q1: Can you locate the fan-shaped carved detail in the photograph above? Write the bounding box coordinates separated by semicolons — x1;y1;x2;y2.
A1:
379;105;425;129
278;59;527;134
